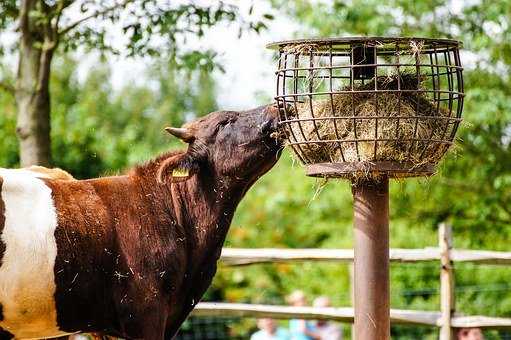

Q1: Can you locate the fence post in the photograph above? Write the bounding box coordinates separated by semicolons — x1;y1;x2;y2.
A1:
439;223;455;340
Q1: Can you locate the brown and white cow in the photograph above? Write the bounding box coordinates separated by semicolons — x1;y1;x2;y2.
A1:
0;104;283;339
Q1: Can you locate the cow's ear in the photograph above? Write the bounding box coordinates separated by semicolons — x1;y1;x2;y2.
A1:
157;152;199;184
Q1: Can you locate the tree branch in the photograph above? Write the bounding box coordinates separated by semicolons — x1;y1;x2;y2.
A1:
58;0;135;36
51;0;70;41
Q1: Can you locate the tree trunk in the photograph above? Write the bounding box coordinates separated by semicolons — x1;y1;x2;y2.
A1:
15;0;54;167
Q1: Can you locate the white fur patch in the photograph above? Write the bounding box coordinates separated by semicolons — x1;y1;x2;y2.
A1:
0;169;70;338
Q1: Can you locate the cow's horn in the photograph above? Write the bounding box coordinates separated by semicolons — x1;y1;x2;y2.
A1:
165;127;194;142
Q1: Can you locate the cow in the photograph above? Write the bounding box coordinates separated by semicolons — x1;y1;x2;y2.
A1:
0;104;284;340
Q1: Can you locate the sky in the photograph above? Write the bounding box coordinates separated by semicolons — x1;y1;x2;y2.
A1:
0;1;293;111
71;0;480;111
75;1;298;111
2;0;482;111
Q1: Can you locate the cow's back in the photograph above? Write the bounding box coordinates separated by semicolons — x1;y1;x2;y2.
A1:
0;169;72;338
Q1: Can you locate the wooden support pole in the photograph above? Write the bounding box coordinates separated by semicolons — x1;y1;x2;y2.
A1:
352;178;390;340
439;223;455;340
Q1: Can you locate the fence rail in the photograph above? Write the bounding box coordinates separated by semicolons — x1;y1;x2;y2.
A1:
220;247;511;266
205;223;511;339
192;303;511;329
192;303;439;326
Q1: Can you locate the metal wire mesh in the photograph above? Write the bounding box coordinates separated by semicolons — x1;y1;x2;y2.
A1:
268;37;464;178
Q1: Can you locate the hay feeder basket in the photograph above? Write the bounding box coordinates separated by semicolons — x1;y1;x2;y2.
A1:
267;37;464;340
268;37;463;179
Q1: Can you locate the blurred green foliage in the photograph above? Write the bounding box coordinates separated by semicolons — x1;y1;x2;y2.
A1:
0;57;217;178
1;1;511;339
221;1;511;338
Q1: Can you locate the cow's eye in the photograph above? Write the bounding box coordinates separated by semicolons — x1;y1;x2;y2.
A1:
216;121;228;132
214;120;229;136
217;117;236;131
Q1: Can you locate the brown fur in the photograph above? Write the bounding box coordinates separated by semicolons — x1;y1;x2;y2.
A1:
44;154;267;338
0;105;282;339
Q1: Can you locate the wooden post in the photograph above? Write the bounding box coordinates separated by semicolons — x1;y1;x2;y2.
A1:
439;223;455;340
352;178;390;340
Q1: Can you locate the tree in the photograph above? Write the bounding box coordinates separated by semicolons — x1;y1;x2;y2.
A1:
0;0;270;166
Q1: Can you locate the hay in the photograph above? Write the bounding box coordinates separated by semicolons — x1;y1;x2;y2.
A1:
287;74;451;166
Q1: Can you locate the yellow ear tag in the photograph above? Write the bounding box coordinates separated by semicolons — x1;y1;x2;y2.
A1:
172;168;189;178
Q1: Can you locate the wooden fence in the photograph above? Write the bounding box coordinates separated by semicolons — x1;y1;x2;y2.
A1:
191;224;511;339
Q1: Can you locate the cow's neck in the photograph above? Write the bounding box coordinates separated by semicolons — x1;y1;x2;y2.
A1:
132;154;248;262
171;172;246;254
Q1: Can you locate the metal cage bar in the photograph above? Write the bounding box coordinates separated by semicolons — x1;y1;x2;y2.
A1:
270;37;464;178
329;42;346;162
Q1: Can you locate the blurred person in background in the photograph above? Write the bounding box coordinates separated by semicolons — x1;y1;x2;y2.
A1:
287;290;317;340
251;318;290;340
457;328;484;340
312;296;342;340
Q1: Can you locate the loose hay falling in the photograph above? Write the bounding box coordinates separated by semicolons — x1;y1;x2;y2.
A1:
286;74;453;166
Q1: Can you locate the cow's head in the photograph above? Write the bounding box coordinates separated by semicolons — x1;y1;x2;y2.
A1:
158;104;284;186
